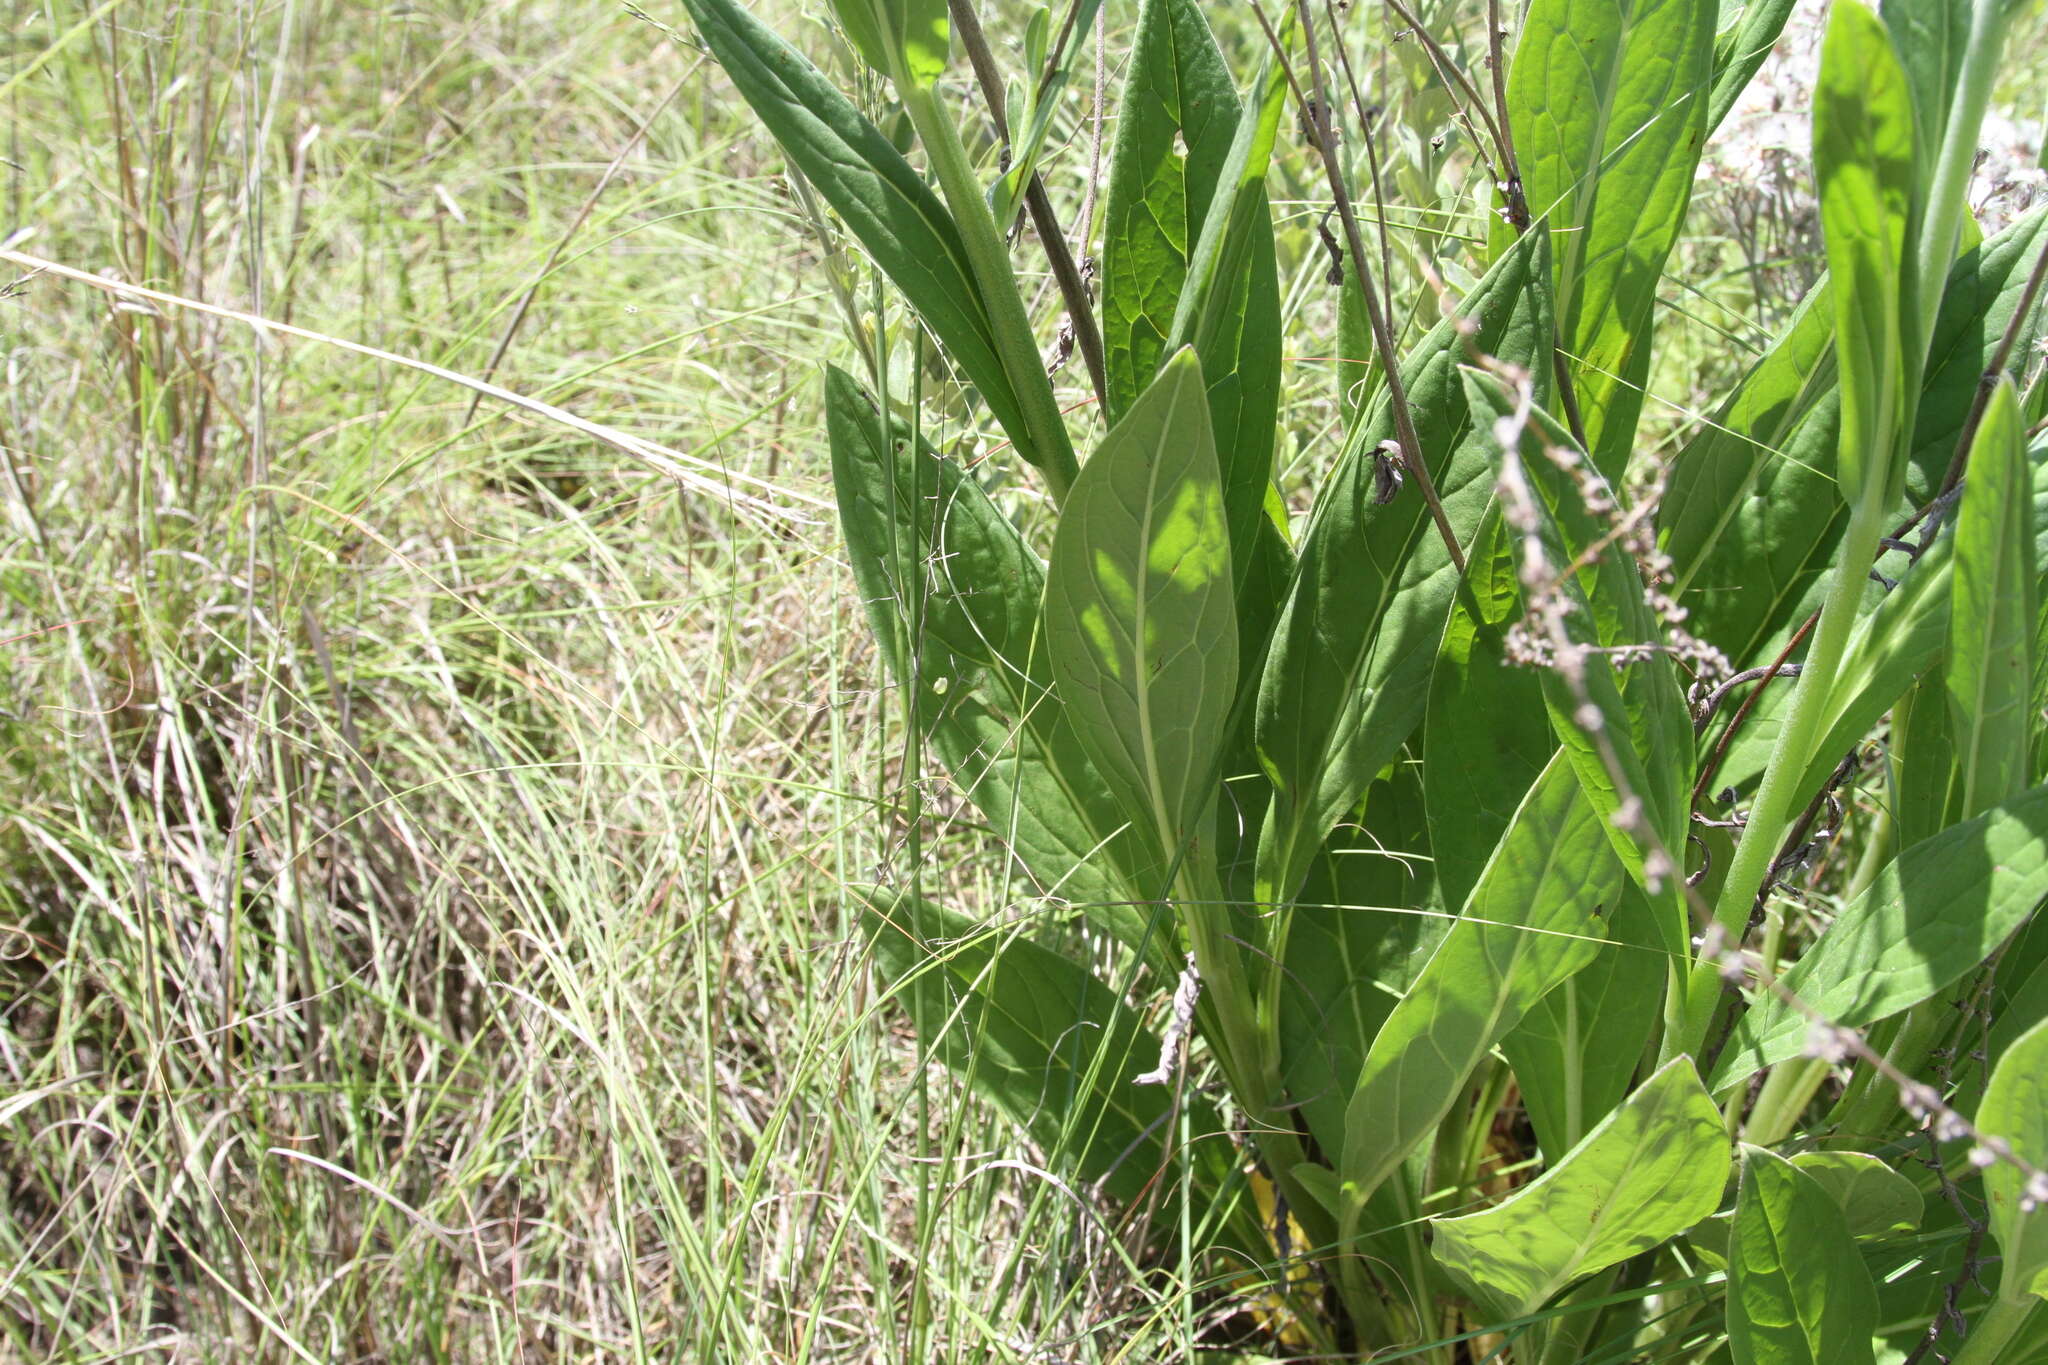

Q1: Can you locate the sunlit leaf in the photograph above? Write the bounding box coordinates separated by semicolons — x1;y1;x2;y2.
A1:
1429;1057;1729;1319
1713;778;2048;1091
1044;348;1237;885
1339;752;1621;1207
1948;377;2036;815
1814;0;1915;515
1253;228;1552;904
1979;1016;2048;1302
1509;0;1715;474
1727;1146;1878;1365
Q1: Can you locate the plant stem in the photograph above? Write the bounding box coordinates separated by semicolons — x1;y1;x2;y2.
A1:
1687;486;1890;1051
1743;1056;1828;1145
1949;1295;2040;1365
1913;0;2014;363
898;80;1080;500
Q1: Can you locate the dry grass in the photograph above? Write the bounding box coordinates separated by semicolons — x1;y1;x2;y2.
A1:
0;1;1107;1358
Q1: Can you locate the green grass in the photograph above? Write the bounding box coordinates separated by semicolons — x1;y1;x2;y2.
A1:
0;1;1130;1358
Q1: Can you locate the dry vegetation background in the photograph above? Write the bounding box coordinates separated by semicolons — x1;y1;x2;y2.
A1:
1;0;2041;1361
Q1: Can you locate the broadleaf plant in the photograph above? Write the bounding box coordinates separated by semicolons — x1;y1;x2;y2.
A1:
675;0;2048;1353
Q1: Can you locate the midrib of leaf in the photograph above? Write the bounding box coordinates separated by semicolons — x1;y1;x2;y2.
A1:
1508;1079;1681;1315
1135;448;1177;863
1550;4;1640;328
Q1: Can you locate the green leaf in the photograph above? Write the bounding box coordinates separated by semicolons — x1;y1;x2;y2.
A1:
1100;0;1243;423
1277;760;1444;1161
1662;211;2048;673
862;891;1224;1205
1710;432;2048;806
1948;378;2037;815
1786;1151;1923;1239
1501;883;1666;1157
1508;0;1716;475
1463;371;1695;921
1905;211;2048;505
1814;0;1916;516
1880;0;1970;178
1422;507;1555;914
1339;752;1622;1206
1044;349;1237;885
1429;1057;1729;1319
1891;672;1961;850
1980;1016;2048;1302
1659;278;1837;600
1727;1146;1879;1365
1099;0;1287;634
1707;0;1802;133
1253;227;1553;904
677;0;1034;456
830;0;949;85
1713;779;2048;1092
826;368;1164;942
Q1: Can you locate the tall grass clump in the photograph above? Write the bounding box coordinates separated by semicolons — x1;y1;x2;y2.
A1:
0;1;1068;1358
675;0;2048;1354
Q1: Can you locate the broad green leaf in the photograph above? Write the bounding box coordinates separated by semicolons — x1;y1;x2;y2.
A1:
1253;227;1553;904
1339;752;1622;1206
1501;882;1666;1157
1163;47;1290;630
830;0;949;86
1276;760;1443;1160
1659;278;1837;599
1710;436;2048;804
676;0;1040;458
1814;0;1915;515
1429;1057;1729;1319
1890;671;1962;851
1727;1147;1879;1365
1044;349;1237;885
1905;211;2048;505
1422;507;1555;913
862;891;1226;1205
1713;778;2048;1092
1100;0;1242;421
1980;1016;2048;1302
1786;1151;1923;1239
826;368;1164;942
1662;210;2048;672
1948;378;2036;815
1991;950;2048;1071
1099;0;1287;633
1508;0;1715;474
1707;0;1802;133
1463;371;1695;923
1881;0;1970;178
